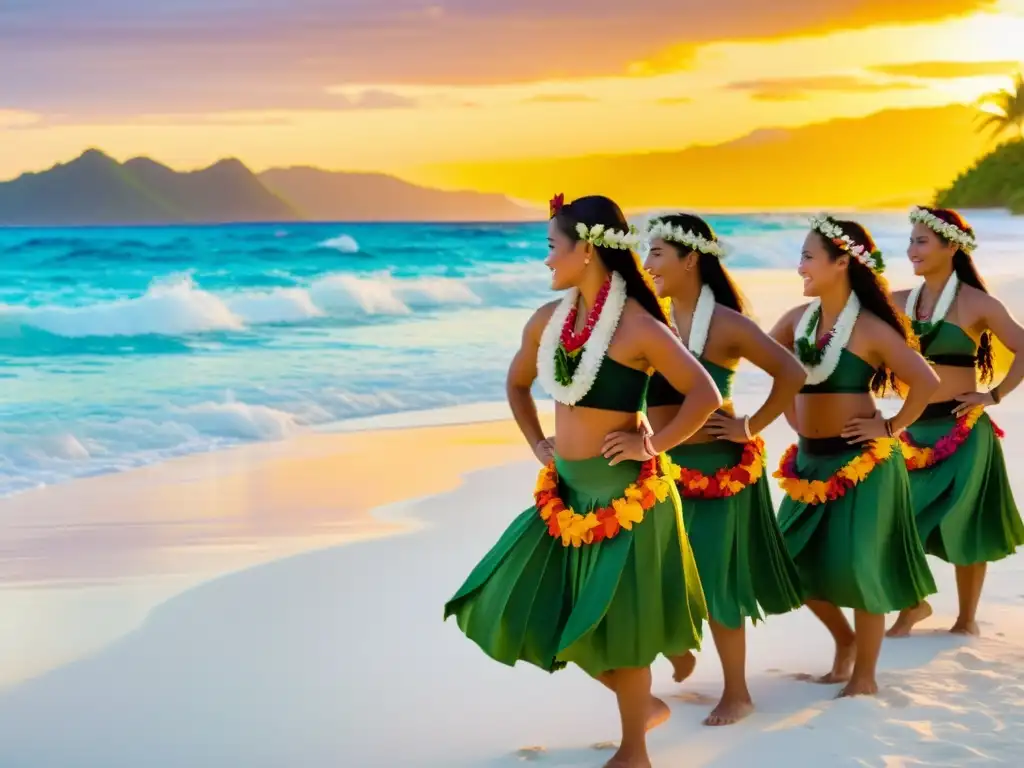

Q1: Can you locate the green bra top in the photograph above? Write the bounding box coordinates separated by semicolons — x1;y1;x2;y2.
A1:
799;349;875;394
915;321;977;368
645;357;735;407
574;356;650;412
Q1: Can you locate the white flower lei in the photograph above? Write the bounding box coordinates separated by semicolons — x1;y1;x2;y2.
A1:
668;284;716;357
809;214;884;273
906;273;959;330
575;222;642;251
909;207;977;254
536;271;628;405
795;292;861;385
645;219;726;259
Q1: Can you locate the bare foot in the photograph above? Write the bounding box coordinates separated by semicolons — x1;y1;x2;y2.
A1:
886;602;933;637
837;676;879;697
646;696;671;732
703;695;754;726
950;619;980;636
670;651;696;683
814;640;856;684
603;751;651;768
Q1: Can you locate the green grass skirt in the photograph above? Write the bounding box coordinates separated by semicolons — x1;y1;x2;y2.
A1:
668;441;803;629
443;455;707;676
905;411;1024;565
778;440;936;613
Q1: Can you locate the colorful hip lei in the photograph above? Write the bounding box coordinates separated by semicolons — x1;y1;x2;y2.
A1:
900;405;1004;471
534;456;674;548
672;437;766;499
774;438;896;504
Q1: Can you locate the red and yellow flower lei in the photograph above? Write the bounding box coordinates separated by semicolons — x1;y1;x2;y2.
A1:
774;438;895;504
669;437;766;499
534;457;673;547
899;406;1004;470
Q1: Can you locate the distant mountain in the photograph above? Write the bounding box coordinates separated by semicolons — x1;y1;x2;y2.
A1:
258;166;530;222
122;156;300;223
412;105;995;211
0;150;299;225
0;150;533;226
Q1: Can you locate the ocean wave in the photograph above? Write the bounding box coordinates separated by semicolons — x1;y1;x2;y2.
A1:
0;267;550;339
0;387;475;498
173;399;304;440
0;275;244;338
318;234;360;253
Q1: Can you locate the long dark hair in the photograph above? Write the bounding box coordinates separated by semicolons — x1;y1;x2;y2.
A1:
649;213;747;315
553;195;669;325
919;206;993;383
816;217;909;395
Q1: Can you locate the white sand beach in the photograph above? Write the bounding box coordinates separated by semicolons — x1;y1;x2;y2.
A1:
3;269;1024;766
1;398;1024;767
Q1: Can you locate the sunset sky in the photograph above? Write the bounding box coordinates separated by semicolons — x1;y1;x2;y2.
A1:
1;0;1022;198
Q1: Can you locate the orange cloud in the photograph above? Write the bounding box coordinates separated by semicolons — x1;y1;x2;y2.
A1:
726;75;925;102
2;0;1000;123
631;1;998;75
869;60;1022;78
521;94;598;104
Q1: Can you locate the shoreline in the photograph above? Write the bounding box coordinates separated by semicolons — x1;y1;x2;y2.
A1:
0;414;551;689
1;412;1023;765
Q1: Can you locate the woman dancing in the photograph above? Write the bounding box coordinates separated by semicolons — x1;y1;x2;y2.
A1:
887;207;1024;638
641;213;805;726
444;195;721;768
770;215;939;697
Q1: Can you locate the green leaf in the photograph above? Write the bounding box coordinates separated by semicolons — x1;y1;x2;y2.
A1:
553;344;583;385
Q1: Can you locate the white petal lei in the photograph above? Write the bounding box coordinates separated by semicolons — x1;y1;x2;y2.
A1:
906;274;959;327
796;293;861;385
669;284;716;356
536;272;628;405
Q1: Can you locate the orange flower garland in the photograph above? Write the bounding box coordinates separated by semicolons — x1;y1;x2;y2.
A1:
670;437;766;499
774;439;895;504
900;406;1004;470
534;457;673;547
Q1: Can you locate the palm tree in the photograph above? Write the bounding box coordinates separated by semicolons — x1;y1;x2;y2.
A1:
976;72;1024;141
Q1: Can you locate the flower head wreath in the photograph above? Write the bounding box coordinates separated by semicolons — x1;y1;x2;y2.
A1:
645;216;726;259
809;214;885;274
548;192;641;251
909;207;977;254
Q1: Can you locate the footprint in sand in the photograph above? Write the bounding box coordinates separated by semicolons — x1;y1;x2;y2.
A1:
672;691;718;705
515;746;546;761
878;686;913;709
952;648;997;672
785;672;816;682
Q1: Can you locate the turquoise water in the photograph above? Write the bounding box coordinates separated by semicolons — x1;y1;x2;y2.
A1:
2;212;1021;496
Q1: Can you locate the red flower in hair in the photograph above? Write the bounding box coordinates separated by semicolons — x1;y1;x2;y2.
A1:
549;193;565;218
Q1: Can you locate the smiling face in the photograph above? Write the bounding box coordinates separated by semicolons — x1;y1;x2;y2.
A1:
643;238;692;297
798;231;848;297
545;218;590;290
907;222;957;277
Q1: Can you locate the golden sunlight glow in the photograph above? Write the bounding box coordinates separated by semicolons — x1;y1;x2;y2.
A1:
2;4;1023;205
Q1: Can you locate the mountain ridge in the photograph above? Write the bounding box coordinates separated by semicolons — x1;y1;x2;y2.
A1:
0;150;532;226
409;105;996;211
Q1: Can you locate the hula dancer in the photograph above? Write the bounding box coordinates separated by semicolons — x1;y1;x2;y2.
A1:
888;207;1024;638
444;195;721;768
770;215;939;697
641;213;805;726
